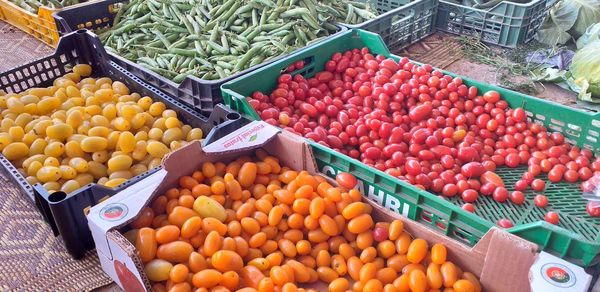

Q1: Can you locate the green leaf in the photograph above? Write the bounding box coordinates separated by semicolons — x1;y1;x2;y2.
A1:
570;0;600;38
532;67;568;82
576;79;598;102
576;23;600;49
570;40;600;100
248;134;257;142
535;0;600;46
535;27;572;46
550;0;581;31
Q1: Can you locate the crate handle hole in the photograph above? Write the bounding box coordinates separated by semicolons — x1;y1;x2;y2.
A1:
421;210;433;223
226;112;241;121
48;191;67;203
436;222;447;231
452;229;471;244
76;29;87;34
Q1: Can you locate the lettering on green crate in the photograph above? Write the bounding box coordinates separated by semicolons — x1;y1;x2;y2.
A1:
320;165;409;217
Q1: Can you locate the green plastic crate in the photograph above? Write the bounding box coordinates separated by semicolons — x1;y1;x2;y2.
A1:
221;29;600;267
435;0;558;48
338;0;438;51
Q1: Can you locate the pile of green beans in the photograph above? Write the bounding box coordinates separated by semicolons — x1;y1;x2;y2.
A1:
11;0;81;13
101;0;377;82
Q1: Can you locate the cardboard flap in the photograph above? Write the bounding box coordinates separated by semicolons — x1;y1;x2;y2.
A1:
263;130;317;174
88;169;167;233
202;121;280;154
470;226;498;255
479;229;538;292
162;141;204;175
87;169;167;260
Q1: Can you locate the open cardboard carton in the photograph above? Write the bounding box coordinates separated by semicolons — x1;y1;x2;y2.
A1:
88;121;587;292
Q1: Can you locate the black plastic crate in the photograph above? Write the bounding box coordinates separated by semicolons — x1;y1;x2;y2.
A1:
0;29;248;259
53;0;346;118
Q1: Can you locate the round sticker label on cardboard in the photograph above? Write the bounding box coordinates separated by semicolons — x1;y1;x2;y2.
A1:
541;263;576;288
99;203;128;221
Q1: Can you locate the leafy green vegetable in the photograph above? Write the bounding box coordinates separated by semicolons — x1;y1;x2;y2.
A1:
570;41;600;102
536;0;600;46
576;23;600;49
571;0;600;38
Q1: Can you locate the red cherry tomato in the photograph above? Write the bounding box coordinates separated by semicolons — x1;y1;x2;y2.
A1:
544;211;559;225
461;162;485;178
504;153;520;168
457;147;478;162
480;183;496;196
442;184;458;197
563;169;579;183
497;218;513;228
521;172;534;184
492;187;508;203
514;180;528;191
480;171;504;187
405;160;422;176
462;203;475;213
586;202;600;217
509;191;525;205
336;172;358;189
372;226;388;242
461;189;478;203
512;108;526;122
548;168;563;183
531;179;546;192
409;103;432;122
483;91;500;103
249;50;599;218
579;167;593;181
534;195;549;208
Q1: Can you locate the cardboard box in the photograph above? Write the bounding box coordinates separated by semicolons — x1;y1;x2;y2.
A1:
89;121;550;292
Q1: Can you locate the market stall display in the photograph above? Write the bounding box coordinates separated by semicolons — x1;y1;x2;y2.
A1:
0;0;599;288
222;29;600;267
0;30;247;258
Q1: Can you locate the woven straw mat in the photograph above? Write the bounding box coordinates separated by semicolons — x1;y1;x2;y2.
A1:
0;20;113;291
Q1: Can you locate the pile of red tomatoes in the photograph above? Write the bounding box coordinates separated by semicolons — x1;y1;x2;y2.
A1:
247;48;600;226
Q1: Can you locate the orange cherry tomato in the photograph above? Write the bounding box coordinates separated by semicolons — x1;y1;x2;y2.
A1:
136;227;156;263
431;243;447;265
407;238;428;264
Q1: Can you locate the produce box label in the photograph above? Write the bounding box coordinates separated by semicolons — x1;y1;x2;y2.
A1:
529;252;591;291
203;121;280;153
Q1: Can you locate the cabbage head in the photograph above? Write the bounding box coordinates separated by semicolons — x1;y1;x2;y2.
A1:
570;41;600;102
536;0;600;46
